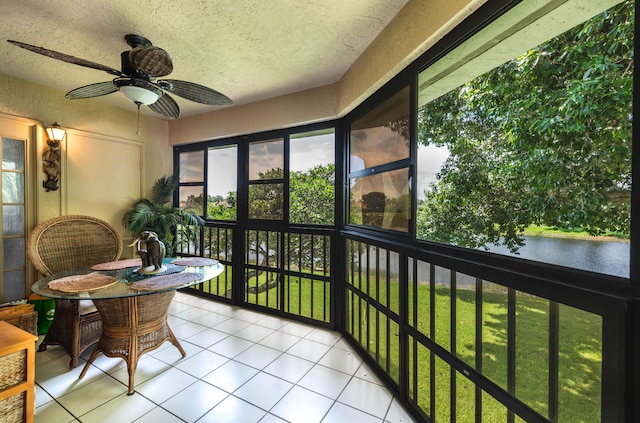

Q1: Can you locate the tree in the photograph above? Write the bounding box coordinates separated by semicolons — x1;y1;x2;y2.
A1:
417;1;633;252
204;163;335;295
207;192;236;221
290;163;335;225
183;193;205;215
245;163;335;272
248;168;284;220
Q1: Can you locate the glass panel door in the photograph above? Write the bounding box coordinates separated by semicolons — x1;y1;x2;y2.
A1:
1;137;26;302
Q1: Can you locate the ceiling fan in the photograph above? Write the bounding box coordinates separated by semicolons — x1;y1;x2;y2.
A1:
7;34;232;119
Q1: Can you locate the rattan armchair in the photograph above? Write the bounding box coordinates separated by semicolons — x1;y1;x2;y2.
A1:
27;215;123;368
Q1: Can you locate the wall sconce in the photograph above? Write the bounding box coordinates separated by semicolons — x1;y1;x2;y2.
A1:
42;122;65;192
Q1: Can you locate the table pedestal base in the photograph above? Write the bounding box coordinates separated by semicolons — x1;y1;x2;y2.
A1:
78;291;185;394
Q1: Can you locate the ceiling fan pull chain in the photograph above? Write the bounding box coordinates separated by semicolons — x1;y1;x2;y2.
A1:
136;102;142;135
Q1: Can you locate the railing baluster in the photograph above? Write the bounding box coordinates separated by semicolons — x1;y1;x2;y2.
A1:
507;288;516;423
451;269;457;423
549;301;559;423
476;277;483;423
430;262;436;419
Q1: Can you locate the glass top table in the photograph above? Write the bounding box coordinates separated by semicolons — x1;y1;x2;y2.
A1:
31;258;224;395
32;259;224;300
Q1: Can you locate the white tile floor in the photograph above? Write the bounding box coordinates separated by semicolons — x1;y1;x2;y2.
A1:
34;292;417;423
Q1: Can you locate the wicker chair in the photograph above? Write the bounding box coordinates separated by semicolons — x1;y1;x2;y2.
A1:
27;215;123;368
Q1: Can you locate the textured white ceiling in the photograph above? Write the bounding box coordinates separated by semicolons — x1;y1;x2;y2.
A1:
0;0;409;118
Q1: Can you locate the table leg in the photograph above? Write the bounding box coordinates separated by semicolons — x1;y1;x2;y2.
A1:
78;291;186;394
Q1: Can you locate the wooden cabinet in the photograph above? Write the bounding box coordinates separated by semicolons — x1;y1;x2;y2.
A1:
0;321;37;423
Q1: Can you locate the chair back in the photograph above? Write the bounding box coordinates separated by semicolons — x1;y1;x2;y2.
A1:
27;215;123;276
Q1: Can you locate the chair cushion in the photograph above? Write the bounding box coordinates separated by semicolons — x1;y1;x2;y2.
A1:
78;300;98;315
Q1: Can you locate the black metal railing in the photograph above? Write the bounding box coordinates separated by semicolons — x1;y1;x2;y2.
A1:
179;221;631;422
181;223;334;326
177;224;234;299
342;233;626;423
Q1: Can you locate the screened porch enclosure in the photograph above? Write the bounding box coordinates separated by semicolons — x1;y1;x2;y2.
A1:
174;1;638;421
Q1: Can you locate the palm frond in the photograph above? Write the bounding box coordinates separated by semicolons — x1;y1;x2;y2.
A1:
182;211;205;227
123;175;204;257
151;175;179;205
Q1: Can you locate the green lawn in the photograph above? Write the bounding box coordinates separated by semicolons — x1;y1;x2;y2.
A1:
198;266;233;297
522;224;629;240
349;280;602;422
201;270;602;422
243;272;331;323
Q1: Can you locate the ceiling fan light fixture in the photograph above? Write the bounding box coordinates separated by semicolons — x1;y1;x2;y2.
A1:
114;78;162;105
120;85;159;105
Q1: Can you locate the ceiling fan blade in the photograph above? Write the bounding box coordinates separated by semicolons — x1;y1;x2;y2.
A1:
159;79;233;106
65;82;117;99
147;93;180;119
129;46;173;77
7;40;123;76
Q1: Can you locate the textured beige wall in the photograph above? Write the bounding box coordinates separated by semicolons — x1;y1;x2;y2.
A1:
0;73;171;229
168;84;339;145
168;0;484;145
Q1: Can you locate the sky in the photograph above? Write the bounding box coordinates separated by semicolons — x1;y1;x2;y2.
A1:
204;131;336;198
416;143;449;200
185;130;449;200
207;145;238;198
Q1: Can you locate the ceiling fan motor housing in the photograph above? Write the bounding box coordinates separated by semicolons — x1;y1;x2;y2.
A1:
120;51;136;76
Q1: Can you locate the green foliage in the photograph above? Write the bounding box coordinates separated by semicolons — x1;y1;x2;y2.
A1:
417;1;633;252
122;175;204;257
207;192;236;221
249;168;284;220
206;162;335;224
204;163;335;297
290;163;335;225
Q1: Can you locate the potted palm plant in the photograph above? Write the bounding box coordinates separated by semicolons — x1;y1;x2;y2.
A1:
122;175;204;257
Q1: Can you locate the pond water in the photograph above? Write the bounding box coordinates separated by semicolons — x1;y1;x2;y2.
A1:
488;236;629;278
359;236;630;283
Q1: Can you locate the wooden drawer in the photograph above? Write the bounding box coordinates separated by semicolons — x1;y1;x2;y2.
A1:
0;321;37;423
0;304;37;336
